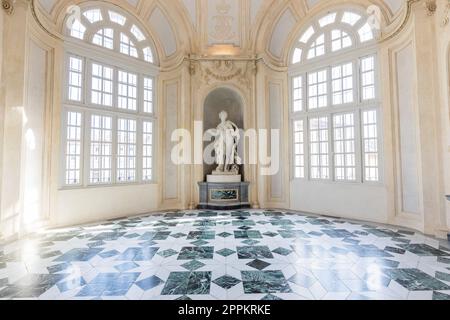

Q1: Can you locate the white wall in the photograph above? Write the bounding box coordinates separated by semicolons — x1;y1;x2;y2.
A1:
21;39;48;227
291;181;388;223
53;185;158;227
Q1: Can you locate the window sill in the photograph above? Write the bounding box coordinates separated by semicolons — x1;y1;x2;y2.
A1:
59;182;157;191
290;178;384;187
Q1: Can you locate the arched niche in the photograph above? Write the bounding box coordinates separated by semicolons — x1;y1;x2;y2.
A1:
203;87;244;180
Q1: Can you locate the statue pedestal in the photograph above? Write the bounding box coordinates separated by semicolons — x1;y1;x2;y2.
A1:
198;181;250;210
207;174;241;183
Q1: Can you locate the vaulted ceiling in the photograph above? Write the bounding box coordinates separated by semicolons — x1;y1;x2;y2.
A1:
34;0;408;66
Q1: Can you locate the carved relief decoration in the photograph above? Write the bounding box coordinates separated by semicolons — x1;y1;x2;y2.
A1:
208;0;239;46
190;59;256;89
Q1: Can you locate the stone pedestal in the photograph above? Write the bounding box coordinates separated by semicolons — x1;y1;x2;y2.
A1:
198;182;250;210
207;174;241;183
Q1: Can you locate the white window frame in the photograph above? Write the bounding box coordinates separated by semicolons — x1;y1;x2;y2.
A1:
289;9;382;185
61;49;158;189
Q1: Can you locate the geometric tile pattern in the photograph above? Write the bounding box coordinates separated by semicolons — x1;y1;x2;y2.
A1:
0;209;450;300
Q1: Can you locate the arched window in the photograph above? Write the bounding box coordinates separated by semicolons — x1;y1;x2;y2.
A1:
62;5;157;188
290;8;380;183
67;7;155;63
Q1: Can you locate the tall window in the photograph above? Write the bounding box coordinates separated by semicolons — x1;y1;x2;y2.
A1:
62;6;157;188
290;8;381;183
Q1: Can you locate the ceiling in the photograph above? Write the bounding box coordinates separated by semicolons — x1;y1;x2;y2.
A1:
34;0;407;65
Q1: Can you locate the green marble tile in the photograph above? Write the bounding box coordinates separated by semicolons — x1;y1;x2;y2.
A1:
187;231;215;240
178;247;214;260
384;269;450;291
213;275;241;290
216;248;236;257
241;271;292;294
161;272;211;295
237;246;274;260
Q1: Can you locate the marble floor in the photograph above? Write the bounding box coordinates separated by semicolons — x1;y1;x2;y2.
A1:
1;209;450;300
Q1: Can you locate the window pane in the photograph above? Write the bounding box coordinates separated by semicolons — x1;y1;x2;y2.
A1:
117;71;138;111
117;118;137;182
308;69;327;109
332;62;353;105
362;110;379;181
89;114;113;184
68;56;83;102
307;34;325;60
333;113;356;181
91;63;114;106
65;111;82;185
309;116;329;179
143;121;153;181
361;56;376;100
293;120;305;178
292;76;303;112
143;77;154;113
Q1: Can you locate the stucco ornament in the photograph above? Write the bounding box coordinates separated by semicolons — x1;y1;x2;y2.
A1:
2;0;15;15
208;110;242;174
210;0;236;42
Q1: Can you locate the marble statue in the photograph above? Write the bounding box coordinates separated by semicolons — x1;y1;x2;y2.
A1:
208;110;242;175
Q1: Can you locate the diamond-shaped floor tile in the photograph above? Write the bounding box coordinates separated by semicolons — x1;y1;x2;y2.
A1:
242;240;259;246
157;249;178;258
247;259;270;270
191;240;209;246
263;232;278;238
216;248;236;257
272;247;293;256
217;232;232;238
261;294;283;300
114;262;139;272
136;276;164;291
171;233;187;239
213;275;241;289
181;260;206;271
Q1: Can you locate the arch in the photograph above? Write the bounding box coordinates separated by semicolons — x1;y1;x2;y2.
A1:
290;7;376;66
63;2;158;65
